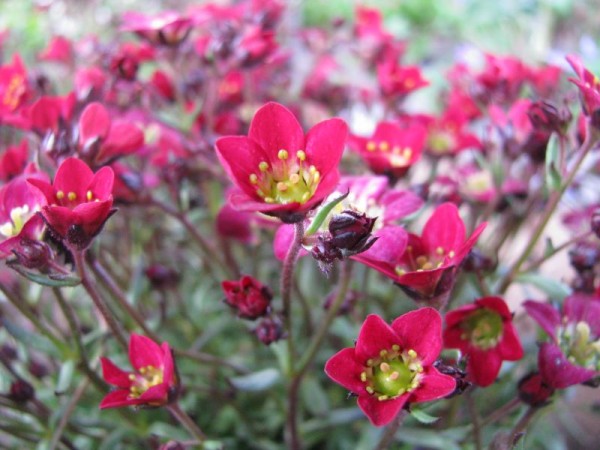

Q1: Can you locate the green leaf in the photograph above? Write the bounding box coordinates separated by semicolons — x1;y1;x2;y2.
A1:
7;262;81;287
305;191;349;236
55;359;75;395
410;407;439;424
515;272;571;300
229;368;280;391
544;133;562;191
2;318;60;355
300;375;329;416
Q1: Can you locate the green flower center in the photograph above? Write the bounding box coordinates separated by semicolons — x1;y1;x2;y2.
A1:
248;149;320;205
428;131;456;155
560;321;600;371
460;309;504;350
361;345;423;400
128;365;164;399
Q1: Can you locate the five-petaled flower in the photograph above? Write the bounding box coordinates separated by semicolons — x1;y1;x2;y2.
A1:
354;202;486;301
100;334;178;409
325;309;455;426
215;102;347;223
443;296;524;387
523;293;600;388
28;157;116;250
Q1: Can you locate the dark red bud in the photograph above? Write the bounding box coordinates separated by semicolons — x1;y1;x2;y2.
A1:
434;360;471;398
254;316;285;345
222;275;272;320
518;372;554;407
527;101;572;135
145;264;180;290
9;379;35;403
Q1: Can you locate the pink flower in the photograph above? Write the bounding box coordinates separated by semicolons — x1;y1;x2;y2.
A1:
349;121;426;179
215;102;347;223
443;297;524;387
222;275;273;320
28;157;115;250
524;293;600;388
566;55;600;126
100;334;178;409
0;54;29;117
377;59;428;98
325;309;455;426
354;203;486;300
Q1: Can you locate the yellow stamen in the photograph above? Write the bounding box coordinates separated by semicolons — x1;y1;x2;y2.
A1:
296;150;306;161
67;192;77;201
259;161;269;172
278;149;288;160
56;191;65;200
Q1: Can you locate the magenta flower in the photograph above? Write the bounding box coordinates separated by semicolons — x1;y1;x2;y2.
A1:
524;293;600;388
28;157;115;250
325;309;455;426
443;297;524;387
100;334;178;409
215;102;347;223
566;55;600;126
354;203;486;300
348;121;426;179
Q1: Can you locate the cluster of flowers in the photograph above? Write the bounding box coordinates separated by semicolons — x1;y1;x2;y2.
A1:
0;0;599;447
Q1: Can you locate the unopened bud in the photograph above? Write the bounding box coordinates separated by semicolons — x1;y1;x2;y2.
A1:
9;379;35;403
145;264;180;290
527;101;572;135
254;316;285;345
518;372;554;407
222;276;272;320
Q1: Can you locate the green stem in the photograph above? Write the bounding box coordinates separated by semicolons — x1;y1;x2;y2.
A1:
167;402;206;444
48;378;90;450
524;230;594;272
73;250;128;350
498;129;597;293
509;406;539;447
466;389;483;450
373;410;407;450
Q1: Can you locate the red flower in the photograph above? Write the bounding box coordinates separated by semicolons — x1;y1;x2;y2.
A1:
222;275;272;320
355;203;486;300
78;102;144;165
523;293;600;388
566;55;600;126
377;59;429;99
325;309;455;426
0;54;29;117
121;11;192;47
215;102;347;223
444;297;524;387
28;157;115;250
349;121;426;178
100;334;178;409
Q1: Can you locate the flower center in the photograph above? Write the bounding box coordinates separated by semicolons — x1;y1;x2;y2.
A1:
361;345;423;400
128;365;164;398
560;321;600;371
428;131;456;155
365;140;413;167
395;245;455;276
460;309;504;350
0;205;37;237
248;149;320;204
3;75;26;111
54;190;98;208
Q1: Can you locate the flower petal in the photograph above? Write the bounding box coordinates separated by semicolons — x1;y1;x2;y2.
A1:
355;315;399;362
467;348;502;387
248;102;305;156
324;347;366;394
523;300;560;341
538;342;597;389
53;158;94;200
79;102;110;148
129;334;163;370
304;117;347;176
100;357;132;388
391;307;443;365
421;203;465;254
357;395;406;427
99;389;133;409
410;366;455;403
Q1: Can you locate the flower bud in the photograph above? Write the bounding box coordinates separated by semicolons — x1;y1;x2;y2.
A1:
9;379;35;403
518;372;554;407
254;316;285;345
569;242;599;273
222;275;272;320
11;239;53;270
527;101;572;135
433;361;471;397
145;264;180;290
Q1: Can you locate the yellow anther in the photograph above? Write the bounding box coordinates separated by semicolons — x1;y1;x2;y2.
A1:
259;161;269;172
56;190;65;200
278;149;289;160
436;247;444;255
379;141;389;151
366;386;374;394
67;192;77;201
380;362;390;372
128;374;136;381
366;141;376;152
264;197;275;203
403;148;413;158
367;359;374;367
389;371;399;381
396;268;406;276
396;388;406;396
360;372;367;382
296;150;306;161
378;395;389;401
422;262;434;270
86;190;93;201
301;192;310;203
289;173;300;184
448;250;455;258
380;349;388;357
392;344;400;352
312;170;321;184
277;182;288;192
407;349;417;358
416;255;428;266
249;174;258;184
139;367;147;374
309;165;317;174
